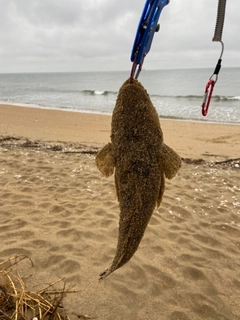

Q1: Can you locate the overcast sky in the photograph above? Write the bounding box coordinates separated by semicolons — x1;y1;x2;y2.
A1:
0;0;239;73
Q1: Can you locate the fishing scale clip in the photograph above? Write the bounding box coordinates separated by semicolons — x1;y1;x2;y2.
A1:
130;0;169;81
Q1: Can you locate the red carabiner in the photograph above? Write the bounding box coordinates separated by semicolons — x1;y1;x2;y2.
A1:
201;79;215;116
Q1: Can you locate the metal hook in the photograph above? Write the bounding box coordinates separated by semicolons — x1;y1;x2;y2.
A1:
209;41;224;84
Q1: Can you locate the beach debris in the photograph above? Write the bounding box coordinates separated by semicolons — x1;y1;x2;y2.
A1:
0;255;77;320
214;157;240;165
96;79;181;280
0;136;98;155
73;314;95;320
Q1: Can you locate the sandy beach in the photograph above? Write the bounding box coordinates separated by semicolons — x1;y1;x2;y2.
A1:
0;104;240;319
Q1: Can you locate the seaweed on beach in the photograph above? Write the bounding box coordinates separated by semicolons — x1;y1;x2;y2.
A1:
0;136;98;155
0;255;77;320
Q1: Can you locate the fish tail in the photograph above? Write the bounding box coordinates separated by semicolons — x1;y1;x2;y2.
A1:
99;267;113;281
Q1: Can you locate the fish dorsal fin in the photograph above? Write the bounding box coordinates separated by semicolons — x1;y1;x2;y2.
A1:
95;143;115;177
161;143;181;179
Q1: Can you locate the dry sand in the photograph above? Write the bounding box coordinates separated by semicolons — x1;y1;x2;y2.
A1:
0;104;240;320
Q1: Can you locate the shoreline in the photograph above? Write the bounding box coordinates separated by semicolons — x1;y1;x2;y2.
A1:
1;101;240;126
1;103;240;161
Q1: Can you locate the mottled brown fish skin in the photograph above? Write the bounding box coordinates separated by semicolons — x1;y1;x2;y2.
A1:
96;79;181;280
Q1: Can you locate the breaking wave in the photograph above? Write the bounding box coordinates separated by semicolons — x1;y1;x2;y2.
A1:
81;89;117;96
81;90;240;102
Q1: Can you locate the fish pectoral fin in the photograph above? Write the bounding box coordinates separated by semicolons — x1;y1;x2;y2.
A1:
161;143;182;179
95;142;115;177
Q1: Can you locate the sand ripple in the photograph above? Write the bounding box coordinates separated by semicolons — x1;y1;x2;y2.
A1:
0;140;240;319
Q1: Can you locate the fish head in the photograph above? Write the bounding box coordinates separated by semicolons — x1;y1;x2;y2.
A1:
116;78;152;110
112;78;163;145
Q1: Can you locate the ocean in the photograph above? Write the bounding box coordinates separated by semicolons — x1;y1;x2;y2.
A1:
0;68;239;124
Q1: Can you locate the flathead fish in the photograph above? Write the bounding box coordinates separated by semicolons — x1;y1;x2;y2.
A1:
96;79;181;280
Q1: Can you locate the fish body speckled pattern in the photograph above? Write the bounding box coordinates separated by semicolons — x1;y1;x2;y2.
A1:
96;79;181;280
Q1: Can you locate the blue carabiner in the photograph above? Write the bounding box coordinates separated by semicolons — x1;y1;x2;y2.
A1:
130;0;169;80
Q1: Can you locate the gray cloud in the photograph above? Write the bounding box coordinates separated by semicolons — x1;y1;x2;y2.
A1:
0;0;239;72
